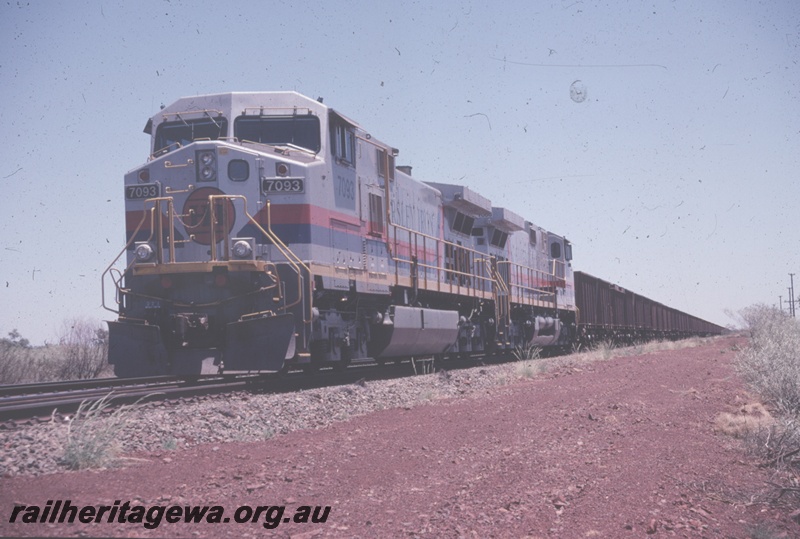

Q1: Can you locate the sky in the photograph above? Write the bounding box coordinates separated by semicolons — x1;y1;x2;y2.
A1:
1;0;798;344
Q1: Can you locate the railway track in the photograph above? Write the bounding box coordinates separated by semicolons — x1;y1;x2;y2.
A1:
0;374;270;420
0;355;496;421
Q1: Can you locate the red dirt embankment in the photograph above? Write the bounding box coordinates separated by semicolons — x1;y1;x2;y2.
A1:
1;336;796;538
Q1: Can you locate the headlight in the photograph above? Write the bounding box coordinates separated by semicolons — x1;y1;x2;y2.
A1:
135;243;154;262
200;166;215;180
200;152;215;166
232;240;253;259
195;150;217;182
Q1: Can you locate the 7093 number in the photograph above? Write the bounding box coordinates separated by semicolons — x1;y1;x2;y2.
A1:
125;184;159;199
262;178;304;194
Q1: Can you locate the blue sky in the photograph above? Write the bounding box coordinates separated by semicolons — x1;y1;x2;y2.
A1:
1;0;798;344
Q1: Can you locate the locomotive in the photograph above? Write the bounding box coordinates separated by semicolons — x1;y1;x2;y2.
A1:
102;92;721;377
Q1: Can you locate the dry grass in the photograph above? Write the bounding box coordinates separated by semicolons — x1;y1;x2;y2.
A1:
568;336;711;367
502;336;715;385
0;320;110;385
0;341;63;384
733;305;800;503
714;403;775;438
62;393;155;470
512;342;544;379
737;305;800;416
512;342;542;362
57;318;109;380
515;360;547;379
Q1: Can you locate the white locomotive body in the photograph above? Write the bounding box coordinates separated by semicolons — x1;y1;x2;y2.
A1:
104;92;575;376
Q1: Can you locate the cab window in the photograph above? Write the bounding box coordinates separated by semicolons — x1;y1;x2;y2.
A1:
154;118;228;155
234;115;321;153
331;120;356;166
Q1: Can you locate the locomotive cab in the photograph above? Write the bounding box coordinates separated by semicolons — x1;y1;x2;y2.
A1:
106;93;329;376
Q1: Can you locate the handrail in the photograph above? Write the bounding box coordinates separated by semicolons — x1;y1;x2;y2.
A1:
487;258;510;294
496;259;564;303
159;108;225;121
551;258;566;283
102;194;311;323
239;139;318;157
205;194;311;322
486;257;511;337
385;220;567;312
101;205;160;313
275;142;317;156
388;222;495;297
240;106;315;116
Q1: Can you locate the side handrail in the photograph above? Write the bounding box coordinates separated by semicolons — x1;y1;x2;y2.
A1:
102;194;311;322
483;257;510;337
206;195;311;324
496;259;564;300
101;203;163;313
388;222;495;294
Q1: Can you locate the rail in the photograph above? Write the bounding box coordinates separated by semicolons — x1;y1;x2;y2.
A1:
0;374;268;420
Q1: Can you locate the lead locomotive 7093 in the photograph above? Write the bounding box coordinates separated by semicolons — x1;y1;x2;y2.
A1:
103;92;721;377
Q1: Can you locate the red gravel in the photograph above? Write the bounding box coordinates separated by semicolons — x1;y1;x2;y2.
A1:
1;336;796;538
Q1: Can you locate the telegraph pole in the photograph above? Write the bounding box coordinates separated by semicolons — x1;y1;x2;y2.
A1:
780;295;783;313
790;273;796;318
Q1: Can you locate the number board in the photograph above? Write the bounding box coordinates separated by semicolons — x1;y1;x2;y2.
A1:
125;183;160;200
262;178;305;194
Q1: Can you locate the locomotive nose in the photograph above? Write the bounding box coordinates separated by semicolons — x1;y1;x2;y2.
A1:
182;187;236;245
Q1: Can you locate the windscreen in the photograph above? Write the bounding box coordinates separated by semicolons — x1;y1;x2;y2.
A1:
234;115;321;153
154;117;228;155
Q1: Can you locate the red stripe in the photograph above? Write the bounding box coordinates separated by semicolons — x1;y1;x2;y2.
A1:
253;204;361;228
126;210;150;233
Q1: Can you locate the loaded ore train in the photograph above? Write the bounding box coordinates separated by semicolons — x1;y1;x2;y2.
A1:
102;92;724;377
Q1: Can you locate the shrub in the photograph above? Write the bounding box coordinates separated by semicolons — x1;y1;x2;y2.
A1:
595;339;616;360
57;318;109;380
62;393;153;470
515;360;546;379
513;342;542;362
714;403;775;438
735;304;800;502
63;393;126;470
737;305;800;416
0;330;29;384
